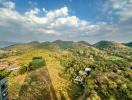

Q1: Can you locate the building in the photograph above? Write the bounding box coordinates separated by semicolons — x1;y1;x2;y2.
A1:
85;68;92;72
74;68;93;84
74;76;84;84
79;70;87;75
0;77;8;100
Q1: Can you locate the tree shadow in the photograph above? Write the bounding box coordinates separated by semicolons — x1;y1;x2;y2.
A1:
18;64;58;100
59;91;66;100
67;83;84;100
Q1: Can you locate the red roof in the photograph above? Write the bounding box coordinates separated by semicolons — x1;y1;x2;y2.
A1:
0;63;6;67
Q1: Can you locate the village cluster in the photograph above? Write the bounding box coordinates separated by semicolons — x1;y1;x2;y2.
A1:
74;67;92;85
0;49;20;72
0;50;18;56
0;59;20;72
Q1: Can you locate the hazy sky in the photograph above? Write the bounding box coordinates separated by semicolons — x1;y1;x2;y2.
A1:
0;0;132;43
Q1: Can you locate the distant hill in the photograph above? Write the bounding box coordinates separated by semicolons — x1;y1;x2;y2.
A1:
0;41;16;48
53;40;74;49
37;41;60;50
93;40;132;59
124;42;132;47
53;40;92;49
93;40;128;49
78;41;91;46
5;40;90;51
4;40;132;59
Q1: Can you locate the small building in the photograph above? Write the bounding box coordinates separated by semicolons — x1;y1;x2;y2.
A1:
74;67;93;85
74;76;84;84
0;77;8;100
8;67;19;72
79;70;87;75
85;68;91;72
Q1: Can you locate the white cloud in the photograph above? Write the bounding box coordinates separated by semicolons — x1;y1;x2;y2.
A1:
42;8;47;13
0;0;15;9
25;8;40;16
0;0;131;43
98;0;132;43
55;16;79;27
46;6;68;18
0;1;103;37
3;1;15;9
109;0;132;21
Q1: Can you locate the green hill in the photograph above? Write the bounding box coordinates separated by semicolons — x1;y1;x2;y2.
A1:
93;40;128;49
5;40;91;51
124;42;132;47
93;41;132;60
0;41;16;48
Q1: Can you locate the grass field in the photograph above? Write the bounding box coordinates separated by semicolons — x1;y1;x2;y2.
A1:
8;49;71;99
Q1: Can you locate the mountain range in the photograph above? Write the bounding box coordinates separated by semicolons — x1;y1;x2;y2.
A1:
1;40;131;50
0;41;16;48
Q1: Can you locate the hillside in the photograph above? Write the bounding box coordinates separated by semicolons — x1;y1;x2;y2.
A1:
5;40;91;51
59;46;132;99
0;41;16;48
124;42;132;47
7;49;70;99
93;40;128;49
93;40;132;60
0;40;132;100
78;41;91;46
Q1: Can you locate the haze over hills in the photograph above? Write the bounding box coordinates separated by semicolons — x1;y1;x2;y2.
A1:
124;42;132;47
2;40;89;52
0;41;16;48
2;40;132;50
93;40;130;49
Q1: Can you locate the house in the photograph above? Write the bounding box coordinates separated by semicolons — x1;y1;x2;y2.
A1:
0;77;8;100
74;67;93;84
79;70;87;75
0;62;8;69
8;67;19;72
85;68;91;72
74;76;84;84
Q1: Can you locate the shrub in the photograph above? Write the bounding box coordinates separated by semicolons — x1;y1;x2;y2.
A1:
0;69;10;79
29;57;46;70
19;57;46;74
19;66;28;74
32;56;43;60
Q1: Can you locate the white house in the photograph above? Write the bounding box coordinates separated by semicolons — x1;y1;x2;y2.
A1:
74;76;84;84
85;68;92;72
79;70;87;75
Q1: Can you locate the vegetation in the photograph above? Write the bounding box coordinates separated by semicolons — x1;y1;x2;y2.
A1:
124;42;132;47
0;40;131;100
0;69;10;79
19;57;46;74
59;44;132;99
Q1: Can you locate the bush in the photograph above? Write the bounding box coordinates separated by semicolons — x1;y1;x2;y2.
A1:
0;69;10;79
29;57;46;70
19;66;28;74
19;57;46;74
8;70;19;79
32;56;43;60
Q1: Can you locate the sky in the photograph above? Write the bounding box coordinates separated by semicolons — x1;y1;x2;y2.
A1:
0;0;132;43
